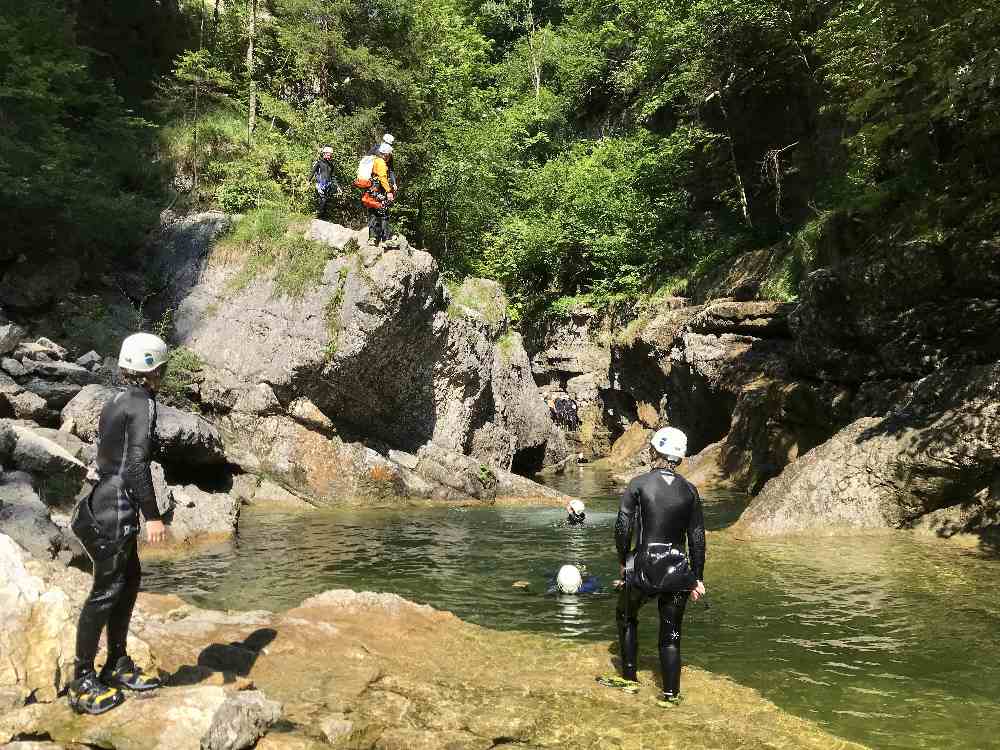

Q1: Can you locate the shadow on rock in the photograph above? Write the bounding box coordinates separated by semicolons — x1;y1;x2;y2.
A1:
170;627;278;686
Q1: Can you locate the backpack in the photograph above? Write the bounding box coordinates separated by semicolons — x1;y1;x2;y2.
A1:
353;155;375;189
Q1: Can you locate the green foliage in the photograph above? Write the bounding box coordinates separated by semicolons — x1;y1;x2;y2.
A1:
323;266;351;361
446;278;506;325
0;0;164;273
160;347;204;409
214;209;334;297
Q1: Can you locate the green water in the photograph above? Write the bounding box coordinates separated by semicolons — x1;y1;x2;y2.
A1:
144;467;1000;749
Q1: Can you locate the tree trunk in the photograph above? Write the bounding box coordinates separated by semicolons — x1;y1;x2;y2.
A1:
246;0;257;145
211;0;221;50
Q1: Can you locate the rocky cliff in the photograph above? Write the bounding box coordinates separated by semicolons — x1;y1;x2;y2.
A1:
142;213;566;507
526;231;1000;546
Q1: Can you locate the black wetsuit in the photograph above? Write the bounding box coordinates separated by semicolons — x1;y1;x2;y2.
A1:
309;158;340;218
614;467;706;696
73;386;160;679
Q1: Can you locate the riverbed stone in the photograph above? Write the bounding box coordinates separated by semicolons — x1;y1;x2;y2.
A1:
3;356;27;377
201;690;282;750
0;472;79;562
0;322;27;356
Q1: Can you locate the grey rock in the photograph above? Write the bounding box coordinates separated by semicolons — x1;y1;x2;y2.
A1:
0;421;14;464
288;396;333;432
155;483;239;546
24;427;95;465
75;351;102;368
686;300;794;337
2;357;27;378
34;338;67;360
2;389;53;424
8;425;87;505
28;360;98;386
0;323;26;356
168;219;554;472
157;408;227;466
304;219;358;249
0;472;80;561
200;690;282;750
23;379;82;409
63;385;226;466
0;256;81;310
738;364;1000;536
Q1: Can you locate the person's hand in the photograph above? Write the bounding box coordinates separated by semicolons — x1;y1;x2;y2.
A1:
387;192;395;202
146;520;167;545
689;580;706;601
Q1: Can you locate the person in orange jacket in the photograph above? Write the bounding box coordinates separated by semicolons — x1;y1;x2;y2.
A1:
363;142;396;246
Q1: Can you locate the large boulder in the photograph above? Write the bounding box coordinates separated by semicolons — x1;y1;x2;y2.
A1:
62;385;226;466
737;364;1000;535
153;483;241;548
0;472;80;562
0;534;83;702
7;423;87;505
167;219;554;473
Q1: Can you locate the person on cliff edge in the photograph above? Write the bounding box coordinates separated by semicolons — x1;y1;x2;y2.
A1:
67;333;170;715
309;146;342;219
599;427;707;706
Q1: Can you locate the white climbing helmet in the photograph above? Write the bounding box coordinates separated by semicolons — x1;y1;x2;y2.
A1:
556;564;583;594
382;133;395;146
650;427;687;460
118;333;169;373
321;146;334;155
569;499;586;516
378;142;393;156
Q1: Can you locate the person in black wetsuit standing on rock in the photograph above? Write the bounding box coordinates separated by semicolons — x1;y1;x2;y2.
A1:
67;333;170;715
601;426;707;706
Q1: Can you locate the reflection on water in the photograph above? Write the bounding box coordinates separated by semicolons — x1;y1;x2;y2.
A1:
144;466;1000;749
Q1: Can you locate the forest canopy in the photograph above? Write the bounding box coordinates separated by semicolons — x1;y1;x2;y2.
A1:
1;0;997;314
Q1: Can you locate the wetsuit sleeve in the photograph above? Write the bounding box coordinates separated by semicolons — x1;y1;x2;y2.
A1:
123;396;161;521
309;160;319;181
615;480;639;565
687;488;706;580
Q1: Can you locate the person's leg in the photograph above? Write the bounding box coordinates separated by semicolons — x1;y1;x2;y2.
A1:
656;591;689;698
316;185;328;218
74;548;130;678
104;538;140;666
615;581;645;682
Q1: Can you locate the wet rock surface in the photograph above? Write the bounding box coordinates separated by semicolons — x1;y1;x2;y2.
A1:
0;533;865;750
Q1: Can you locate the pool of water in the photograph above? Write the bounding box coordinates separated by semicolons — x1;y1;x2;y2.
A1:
144;467;1000;749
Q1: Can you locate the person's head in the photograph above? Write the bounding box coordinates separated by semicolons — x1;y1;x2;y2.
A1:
567;499;586;524
377;142;393;161
321;146;334;160
556;564;583;594
382;133;395;147
649;426;687;469
118;333;169;393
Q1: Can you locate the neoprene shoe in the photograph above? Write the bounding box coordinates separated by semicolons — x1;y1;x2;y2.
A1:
596;674;640;694
656;691;683;707
100;655;162;692
67;672;124;715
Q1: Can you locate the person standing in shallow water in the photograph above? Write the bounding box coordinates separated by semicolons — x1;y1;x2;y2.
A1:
67;333;170;715
601;426;707;706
